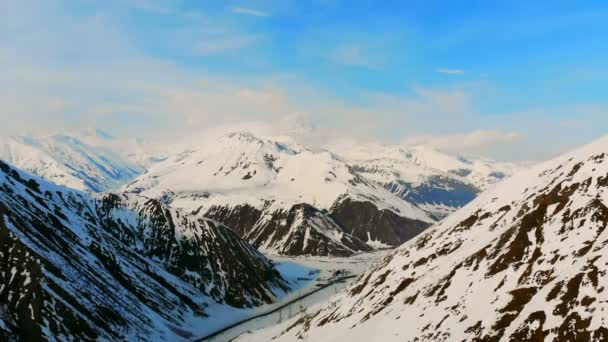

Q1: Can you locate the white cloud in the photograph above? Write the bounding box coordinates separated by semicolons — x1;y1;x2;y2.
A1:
328;44;384;69
1;1;604;162
193;34;260;55
126;0;179;14
401;130;523;155
232;7;270;17
236;88;286;107
364;86;475;125
436;68;465;75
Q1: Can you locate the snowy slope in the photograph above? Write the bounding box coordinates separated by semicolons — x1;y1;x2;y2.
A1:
241;135;608;341
340;143;521;218
0;160;288;341
125;132;435;256
0;130;164;192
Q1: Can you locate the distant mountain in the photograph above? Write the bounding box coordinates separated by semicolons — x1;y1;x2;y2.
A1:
0;160;287;341
338;143;522;218
1;128;520;257
0;130;166;192
125;132;435;256
248;136;608;341
74;128;168;169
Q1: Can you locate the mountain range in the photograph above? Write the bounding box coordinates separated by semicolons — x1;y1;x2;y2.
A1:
0;129;520;257
0;130;165;192
123;132;436;256
241;135;608;341
4;126;606;341
338;143;521;218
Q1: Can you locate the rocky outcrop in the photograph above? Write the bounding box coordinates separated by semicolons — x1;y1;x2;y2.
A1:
203;203;264;237
203;198;431;256
205;203;372;257
329;199;431;247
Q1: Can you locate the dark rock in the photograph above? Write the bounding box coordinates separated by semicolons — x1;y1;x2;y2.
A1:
330;199;431;247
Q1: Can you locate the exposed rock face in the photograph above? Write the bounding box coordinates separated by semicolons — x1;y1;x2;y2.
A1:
203;203;264;237
329;199;430;247
240;136;608;341
0;160;287;341
205;203;372;256
202;198;431;256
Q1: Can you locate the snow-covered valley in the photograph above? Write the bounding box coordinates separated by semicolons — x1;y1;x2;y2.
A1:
5;1;604;340
237;135;608;341
201;250;389;342
0;128;536;341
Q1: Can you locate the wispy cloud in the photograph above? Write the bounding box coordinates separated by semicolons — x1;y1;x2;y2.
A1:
559;120;584;129
328;44;384;69
402;130;523;154
2;1;605;162
436;68;465;75
193;33;260;55
231;7;270;17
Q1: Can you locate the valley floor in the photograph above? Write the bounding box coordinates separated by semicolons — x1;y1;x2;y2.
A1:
198;250;390;342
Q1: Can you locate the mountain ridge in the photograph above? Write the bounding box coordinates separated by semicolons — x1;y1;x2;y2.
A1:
125;131;435;256
0;159;288;341
338;143;522;218
239;135;608;341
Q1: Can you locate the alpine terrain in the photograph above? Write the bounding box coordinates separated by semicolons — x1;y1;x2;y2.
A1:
339;143;520;219
240;135;608;341
0;160;288;341
124;132;436;256
0;130;165;193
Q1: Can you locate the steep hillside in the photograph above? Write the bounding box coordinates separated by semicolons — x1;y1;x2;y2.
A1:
0;160;287;341
125;132;435;256
243;136;608;341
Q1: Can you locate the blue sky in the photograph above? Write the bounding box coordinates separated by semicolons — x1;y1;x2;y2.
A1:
1;0;608;160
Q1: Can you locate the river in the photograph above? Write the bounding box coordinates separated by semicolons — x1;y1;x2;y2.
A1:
196;250;389;342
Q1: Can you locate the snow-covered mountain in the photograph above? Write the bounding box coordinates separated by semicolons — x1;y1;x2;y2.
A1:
0;160;288;341
1;126;519;258
339;143;522;218
0;130;165;192
74;128;168;169
125;132;435;256
241;135;608;341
